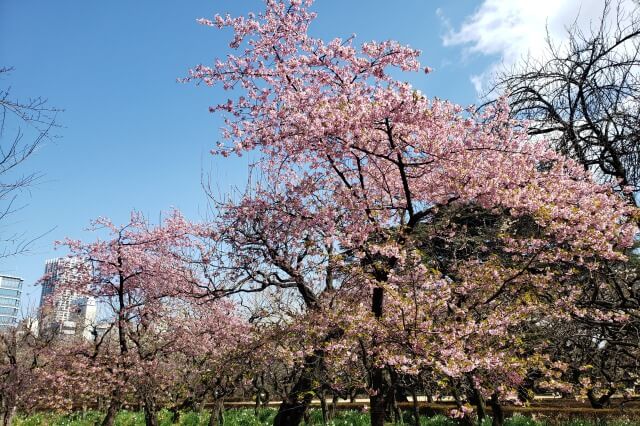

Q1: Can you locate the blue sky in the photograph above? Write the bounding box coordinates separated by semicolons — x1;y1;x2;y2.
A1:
0;0;558;312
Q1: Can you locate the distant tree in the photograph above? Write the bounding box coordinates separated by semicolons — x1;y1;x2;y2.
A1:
491;0;640;205
58;211;199;426
194;183;342;426
0;67;60;256
0;318;57;426
167;301;251;426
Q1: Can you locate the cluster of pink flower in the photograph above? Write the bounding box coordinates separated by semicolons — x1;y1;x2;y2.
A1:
185;0;639;423
5;2;638;426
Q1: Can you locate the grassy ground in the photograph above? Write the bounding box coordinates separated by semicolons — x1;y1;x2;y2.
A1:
10;408;640;426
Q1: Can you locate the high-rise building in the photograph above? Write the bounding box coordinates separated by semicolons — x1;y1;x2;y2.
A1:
0;275;22;329
39;258;97;340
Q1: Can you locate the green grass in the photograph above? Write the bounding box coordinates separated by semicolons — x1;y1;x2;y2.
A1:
421;414;458;425
12;411;104;426
10;408;640;426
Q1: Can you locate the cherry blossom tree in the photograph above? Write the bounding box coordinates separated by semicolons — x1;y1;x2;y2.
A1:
23;332;119;414
187;1;638;425
0;319;55;426
193;180;343;425
57;210;202;426
166;299;252;426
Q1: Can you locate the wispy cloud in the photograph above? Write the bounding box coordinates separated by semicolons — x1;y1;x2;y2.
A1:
441;0;636;93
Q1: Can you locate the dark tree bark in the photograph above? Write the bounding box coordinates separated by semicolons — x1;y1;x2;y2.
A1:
490;393;504;426
209;399;225;426
469;377;487;424
274;326;343;426
101;398;120;426
143;393;158;426
254;394;262;416
410;389;420;426
0;404;15;426
387;369;403;423
451;385;473;426
370;286;386;426
320;390;328;425
0;385;16;426
587;388;616;409
273;354;317;426
329;393;338;420
169;408;179;424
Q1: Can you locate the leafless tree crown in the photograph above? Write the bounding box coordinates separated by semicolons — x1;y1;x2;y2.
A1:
0;67;60;257
491;1;640;205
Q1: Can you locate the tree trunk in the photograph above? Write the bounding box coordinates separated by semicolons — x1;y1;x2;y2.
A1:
320;390;328;425
274;338;334;426
255;390;262;416
410;389;420;426
490;393;504;426
209;399;225;426
370;286;386;426
101;398;120;426
370;366;386;426
169;408;179;424
273;392;308;425
388;369;406;423
385;376;402;424
273;324;343;426
469;378;486;424
517;370;540;403
273;369;313;426
143;393;158;426
1;405;16;426
451;386;473;426
329;393;338;420
587;388;615;409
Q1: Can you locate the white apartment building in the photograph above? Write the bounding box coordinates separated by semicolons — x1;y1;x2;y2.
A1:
39;258;97;340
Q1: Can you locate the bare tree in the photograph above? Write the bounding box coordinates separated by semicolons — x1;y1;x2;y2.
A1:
0;66;60;257
490;0;640;206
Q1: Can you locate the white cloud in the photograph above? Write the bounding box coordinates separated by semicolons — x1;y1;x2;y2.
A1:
442;0;637;94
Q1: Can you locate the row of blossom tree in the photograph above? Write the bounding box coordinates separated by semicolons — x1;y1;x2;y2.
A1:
2;1;640;426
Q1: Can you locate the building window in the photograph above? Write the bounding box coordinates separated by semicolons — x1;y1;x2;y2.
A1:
0;289;19;297
0;278;22;289
0;306;18;315
0;297;19;307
